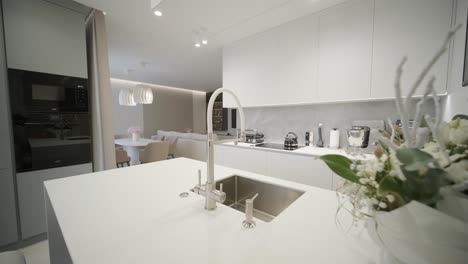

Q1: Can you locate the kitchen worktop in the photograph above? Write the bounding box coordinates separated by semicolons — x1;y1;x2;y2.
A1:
220;142;373;160
45;158;377;264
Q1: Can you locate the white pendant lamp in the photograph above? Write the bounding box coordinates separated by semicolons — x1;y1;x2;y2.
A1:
134;84;154;104
118;88;136;106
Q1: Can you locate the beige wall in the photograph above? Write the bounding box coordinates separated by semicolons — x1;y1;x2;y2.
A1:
143;86;194;137
111;79;207;137
192;91;207;134
111;80;144;136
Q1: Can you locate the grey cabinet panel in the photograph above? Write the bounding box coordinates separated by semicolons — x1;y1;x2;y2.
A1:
0;168;19;246
17;163;92;239
0;0;19;247
3;0;88;78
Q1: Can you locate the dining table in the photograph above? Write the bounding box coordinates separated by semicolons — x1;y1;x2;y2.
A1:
114;138;160;165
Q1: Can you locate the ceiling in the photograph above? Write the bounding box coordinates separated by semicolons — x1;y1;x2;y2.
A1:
74;0;347;92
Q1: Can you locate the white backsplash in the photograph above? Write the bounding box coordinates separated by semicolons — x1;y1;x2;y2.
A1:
242;98;442;148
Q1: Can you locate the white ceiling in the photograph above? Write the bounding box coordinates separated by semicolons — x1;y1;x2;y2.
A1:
74;0;347;92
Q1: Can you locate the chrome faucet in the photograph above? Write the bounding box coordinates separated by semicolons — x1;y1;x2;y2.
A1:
195;88;246;211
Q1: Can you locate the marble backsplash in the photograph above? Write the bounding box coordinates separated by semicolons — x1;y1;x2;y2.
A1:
242;98;442;149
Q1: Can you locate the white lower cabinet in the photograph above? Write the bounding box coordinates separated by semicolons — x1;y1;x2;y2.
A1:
214;145;268;175
16;163;92;239
214;145;333;190
267;152;332;189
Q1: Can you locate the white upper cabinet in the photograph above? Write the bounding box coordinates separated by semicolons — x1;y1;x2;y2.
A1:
3;0;88;78
223;14;319;108
371;0;453;98
222;0;454;106
317;0;374;102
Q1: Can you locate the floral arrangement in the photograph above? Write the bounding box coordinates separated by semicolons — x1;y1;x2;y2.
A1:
127;126;143;135
320;24;468;220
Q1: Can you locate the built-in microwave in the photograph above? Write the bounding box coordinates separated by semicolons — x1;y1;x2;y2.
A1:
8;68;89;113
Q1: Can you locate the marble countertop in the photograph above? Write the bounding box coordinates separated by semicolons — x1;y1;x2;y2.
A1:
45;158;377;264
219;142;373;160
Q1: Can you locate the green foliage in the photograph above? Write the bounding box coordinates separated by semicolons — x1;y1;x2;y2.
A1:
396;148;434;171
320;155;360;184
452;114;468;121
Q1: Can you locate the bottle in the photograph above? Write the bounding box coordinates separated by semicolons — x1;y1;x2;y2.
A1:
305;132;310;146
317;123;324;147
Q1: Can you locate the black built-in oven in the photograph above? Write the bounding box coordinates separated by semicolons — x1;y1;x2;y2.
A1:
8;69;91;172
8;68;88;113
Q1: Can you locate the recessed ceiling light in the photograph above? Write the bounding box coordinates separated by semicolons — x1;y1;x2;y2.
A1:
102;11;107;15
202;40;208;45
195;43;201;48
153;10;162;16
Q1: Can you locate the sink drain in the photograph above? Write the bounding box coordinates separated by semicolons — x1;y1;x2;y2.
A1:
179;192;189;198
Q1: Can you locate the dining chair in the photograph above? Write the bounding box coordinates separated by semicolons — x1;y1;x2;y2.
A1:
116;149;131;167
164;136;178;158
139;141;170;163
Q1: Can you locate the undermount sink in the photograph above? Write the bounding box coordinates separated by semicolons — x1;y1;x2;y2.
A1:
215;175;304;222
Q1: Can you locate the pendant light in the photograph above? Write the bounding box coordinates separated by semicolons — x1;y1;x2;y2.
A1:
134;84;154;104
118;88;136;106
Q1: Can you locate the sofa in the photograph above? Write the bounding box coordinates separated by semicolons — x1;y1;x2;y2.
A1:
151;130;215;161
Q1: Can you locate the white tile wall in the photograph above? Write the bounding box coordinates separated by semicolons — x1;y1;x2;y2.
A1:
241;98;441;148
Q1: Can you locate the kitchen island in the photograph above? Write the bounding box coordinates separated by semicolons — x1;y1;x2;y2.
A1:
45;157;377;264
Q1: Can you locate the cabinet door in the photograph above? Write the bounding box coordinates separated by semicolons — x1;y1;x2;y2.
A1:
267;152;333;189
3;0;88;78
16;163;92;239
223;14;319;108
317;0;374;101
371;0;453;98
332;173;346;191
0;168;19;246
214;145;268;175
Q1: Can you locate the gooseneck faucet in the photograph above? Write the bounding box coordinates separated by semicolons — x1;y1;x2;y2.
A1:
194;88;246;211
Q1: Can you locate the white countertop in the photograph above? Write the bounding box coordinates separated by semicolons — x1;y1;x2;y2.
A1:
45;158;377;264
114;138;159;147
220;142;373;160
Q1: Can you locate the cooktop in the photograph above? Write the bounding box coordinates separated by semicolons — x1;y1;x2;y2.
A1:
255;143;303;151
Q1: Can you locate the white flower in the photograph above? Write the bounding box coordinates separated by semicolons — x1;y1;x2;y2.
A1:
359;178;370;184
386;194;395;203
370;198;379;205
378;202;387;209
446;160;468;184
449;119;468;145
380;154;388;162
423;141;450;167
389;150;406;181
438;122;451;146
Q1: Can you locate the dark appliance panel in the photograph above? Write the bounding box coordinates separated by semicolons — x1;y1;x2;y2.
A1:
8;68;88;113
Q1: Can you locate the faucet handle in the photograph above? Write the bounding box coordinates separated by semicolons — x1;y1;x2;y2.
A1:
243;193;259;229
248;193;259;202
198;169;202;186
219;183;223;193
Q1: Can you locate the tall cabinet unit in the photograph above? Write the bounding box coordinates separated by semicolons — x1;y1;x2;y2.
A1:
0;1;19;247
3;0;91;240
371;0;454;98
317;0;374;101
223;14;319;108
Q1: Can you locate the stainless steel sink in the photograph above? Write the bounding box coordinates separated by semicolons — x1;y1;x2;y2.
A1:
215;175;304;222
